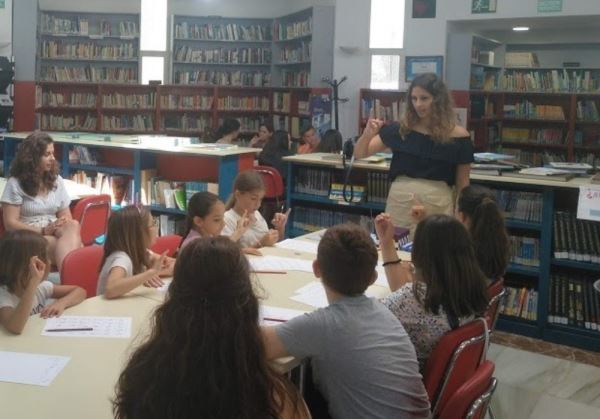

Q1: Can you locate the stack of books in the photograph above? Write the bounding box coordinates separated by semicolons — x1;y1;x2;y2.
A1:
471;152;519;175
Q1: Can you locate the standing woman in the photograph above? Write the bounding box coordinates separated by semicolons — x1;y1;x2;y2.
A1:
1;132;81;270
354;73;473;235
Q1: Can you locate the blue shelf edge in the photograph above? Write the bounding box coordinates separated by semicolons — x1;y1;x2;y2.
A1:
551;258;600;273
148;205;186;215
505;219;542;231
507;263;540;277
496;316;541;338
290;192;386;211
69;164;134;176
543;325;600;352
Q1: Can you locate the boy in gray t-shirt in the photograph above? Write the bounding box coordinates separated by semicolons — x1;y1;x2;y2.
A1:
262;224;431;419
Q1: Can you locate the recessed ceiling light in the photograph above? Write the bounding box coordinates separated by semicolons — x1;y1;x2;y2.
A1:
513;26;530;31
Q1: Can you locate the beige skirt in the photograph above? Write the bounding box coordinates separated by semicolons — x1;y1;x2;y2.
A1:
385;176;454;238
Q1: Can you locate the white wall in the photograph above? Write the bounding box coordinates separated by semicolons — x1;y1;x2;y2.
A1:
0;0;12;57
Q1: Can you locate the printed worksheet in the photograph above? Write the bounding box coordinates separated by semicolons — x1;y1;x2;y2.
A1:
42;316;132;338
248;255;314;273
275;239;319;255
0;351;70;386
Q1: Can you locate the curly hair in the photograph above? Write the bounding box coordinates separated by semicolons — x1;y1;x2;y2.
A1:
9;132;60;196
113;237;299;419
400;73;457;143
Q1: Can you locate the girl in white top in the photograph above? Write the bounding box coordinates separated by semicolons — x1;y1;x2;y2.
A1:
222;171;290;248
0;230;85;334
1;132;82;271
98;206;174;299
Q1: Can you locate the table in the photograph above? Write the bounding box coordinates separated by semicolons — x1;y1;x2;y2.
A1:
0;234;400;419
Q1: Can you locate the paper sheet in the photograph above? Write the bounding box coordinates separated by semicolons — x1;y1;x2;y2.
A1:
275;239;319;255
42;316;132;338
0;351;70;387
289;282;379;308
248;255;314;273
375;265;389;287
260;305;306;326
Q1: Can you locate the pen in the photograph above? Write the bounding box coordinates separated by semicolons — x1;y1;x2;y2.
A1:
263;317;286;323
45;327;94;332
252;270;287;274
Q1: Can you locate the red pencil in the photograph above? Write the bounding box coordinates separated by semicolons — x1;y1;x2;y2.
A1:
263;317;286;323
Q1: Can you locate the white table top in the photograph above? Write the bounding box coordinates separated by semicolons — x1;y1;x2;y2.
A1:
0;235;397;419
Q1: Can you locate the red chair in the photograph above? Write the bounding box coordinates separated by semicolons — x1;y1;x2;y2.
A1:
60;245;104;298
71;194;111;246
150;234;183;257
438;361;497;419
423;318;489;418
486;277;505;332
254;165;285;206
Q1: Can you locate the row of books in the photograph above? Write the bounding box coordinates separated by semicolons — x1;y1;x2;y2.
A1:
492;189;543;223
470;66;498;90
174;23;270;42
174;46;272;65
366;172;391;204
501;127;564;145
499;286;538;321
272;115;304;137
36;91;96;108
360;98;406;122
41;15;138;37
273;17;312;41
101;115;153;131
173;70;270;87
39;113;97;131
40;41;137;60
278;42;311;63
154;214;186;238
500;69;600;93
576;152;599;167
146;176;218;210
162;115;211;132
553;211;600;264
574;129;600;147
291;206;372;234
576;100;600;121
469;95;495;119
70;171;134;207
509;235;540;267
500;148;565;166
548;274;600;331
273;92;291;112
41;66;138;84
101;93;155;109
216;96;270;111
294;168;331;196
281;70;309;88
503;102;565;120
160;94;213;111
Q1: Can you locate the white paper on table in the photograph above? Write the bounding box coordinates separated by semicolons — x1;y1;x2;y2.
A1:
374;265;389;287
42;316;132;338
275;239;319;255
157;280;171;293
0;351;70;387
290;282;379;309
248;255;314;273
260;305;307;326
577;185;600;222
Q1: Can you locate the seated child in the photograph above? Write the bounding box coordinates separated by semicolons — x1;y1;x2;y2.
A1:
0;230;85;334
97;206;174;299
222;170;290;248
113;237;310;419
262;224;431;419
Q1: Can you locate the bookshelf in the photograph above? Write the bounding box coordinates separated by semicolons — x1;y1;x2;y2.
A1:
0;57;15;136
468;91;600;167
34;83;330;138
282;154;600;351
37;10;140;84
358;89;407;133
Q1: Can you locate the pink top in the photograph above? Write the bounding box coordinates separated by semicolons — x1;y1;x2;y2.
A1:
179;229;203;250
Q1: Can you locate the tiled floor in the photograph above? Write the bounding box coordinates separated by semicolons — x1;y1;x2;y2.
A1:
488;333;600;418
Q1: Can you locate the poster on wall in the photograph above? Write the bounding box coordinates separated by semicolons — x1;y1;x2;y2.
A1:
412;0;436;19
472;0;497;14
405;56;444;82
538;0;563;13
577;185;600;222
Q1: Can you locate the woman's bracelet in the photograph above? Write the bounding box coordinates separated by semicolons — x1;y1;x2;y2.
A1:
382;258;402;267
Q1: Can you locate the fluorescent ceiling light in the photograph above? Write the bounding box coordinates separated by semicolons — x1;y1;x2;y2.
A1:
513;26;530;31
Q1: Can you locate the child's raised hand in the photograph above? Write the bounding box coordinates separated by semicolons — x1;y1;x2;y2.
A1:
363;118;384;139
374;213;395;245
40;301;66;319
235;210;252;234
28;256;47;286
151;251;168;272
271;208;292;230
260;229;279;247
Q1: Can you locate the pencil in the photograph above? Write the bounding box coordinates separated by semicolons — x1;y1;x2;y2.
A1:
252;270;287;274
263;317;286;323
45;327;94;332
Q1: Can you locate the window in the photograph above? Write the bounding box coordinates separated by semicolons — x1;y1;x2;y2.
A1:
369;0;405;89
141;0;167;51
141;56;164;84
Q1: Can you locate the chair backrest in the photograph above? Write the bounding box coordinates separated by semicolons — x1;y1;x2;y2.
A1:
60;245;104;298
254;165;285;201
438;361;497;419
485;277;505;331
0;207;5;235
150;234;183;257
423;318;489;417
71;194;111;246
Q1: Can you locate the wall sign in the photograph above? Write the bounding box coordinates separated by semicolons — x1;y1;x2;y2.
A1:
412;0;436;18
472;0;497;14
538;0;563;13
405;56;444;82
